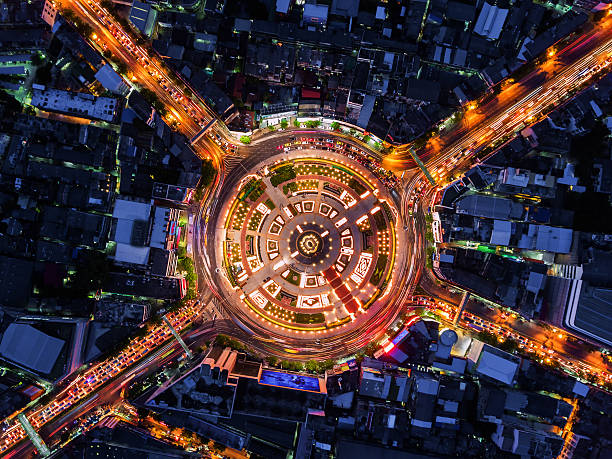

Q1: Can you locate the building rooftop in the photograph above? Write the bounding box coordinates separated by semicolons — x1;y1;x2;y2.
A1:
455;194;524;220
474;2;509;40
112;199;152;265
31;86;118;122
0;323;64;374
534;226;573;253
0;255;33;308
129;0;157;37
468;341;519;385
565;281;612;346
95;64;129;95
490;219;512;246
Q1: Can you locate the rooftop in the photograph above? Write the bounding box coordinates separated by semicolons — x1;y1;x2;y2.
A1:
565;281;612;346
112;199;152;265
469;341;519;385
474;2;509;40
0;323;64;374
31;86;118;122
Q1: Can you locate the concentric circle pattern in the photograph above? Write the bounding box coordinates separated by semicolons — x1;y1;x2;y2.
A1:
215;150;400;334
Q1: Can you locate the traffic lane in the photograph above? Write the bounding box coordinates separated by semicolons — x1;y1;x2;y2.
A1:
463;300;608;368
390;26;612;168
11;323;224;457
70;0;208;136
0;309;197;452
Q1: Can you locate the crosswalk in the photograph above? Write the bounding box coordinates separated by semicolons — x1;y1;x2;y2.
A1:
222;153;244;174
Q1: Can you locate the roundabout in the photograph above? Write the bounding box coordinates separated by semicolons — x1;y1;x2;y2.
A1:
202;134;416;356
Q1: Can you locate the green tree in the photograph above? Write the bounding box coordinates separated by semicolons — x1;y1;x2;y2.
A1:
199;159;216;188
363;135;371;143
499;338;519;354
349;128;357;136
330;121;340;131
280;119;288;129
115;61;128;75
266;355;278;366
293;119;301;128
476;331;498;346
240;135;251;144
363;341;379;357
61;9;76;21
31;52;44;66
306;360;319;373
268;125;276;131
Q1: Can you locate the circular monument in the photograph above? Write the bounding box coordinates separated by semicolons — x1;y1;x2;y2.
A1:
205;137;412;348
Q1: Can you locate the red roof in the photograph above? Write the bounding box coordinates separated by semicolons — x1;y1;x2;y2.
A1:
301;88;321;99
344;299;359;314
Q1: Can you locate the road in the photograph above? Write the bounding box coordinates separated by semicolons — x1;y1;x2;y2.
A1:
411;181;612;387
0;304;203;456
386;13;612;174
0;317;252;458
2;3;611;457
199;132;417;359
66;0;232;175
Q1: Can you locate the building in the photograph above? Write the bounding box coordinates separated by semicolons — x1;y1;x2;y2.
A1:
110;198;179;277
303;3;329;28
129;1;157;37
146;358;238;418
94;64;129;96
94;298;151;326
455;194;524;220
0;54;31;77
30;86;119;122
104;272;181;299
359;364;411;403
410;374;439;432
492;423;564;459
276;0;292;15
563;281;612;347
41;0;58;27
0;323;64;374
467;340;520;385
474;2;509;40
0;255;33;309
330;0;359;18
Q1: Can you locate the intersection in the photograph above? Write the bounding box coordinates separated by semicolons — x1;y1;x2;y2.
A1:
1;1;611;456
